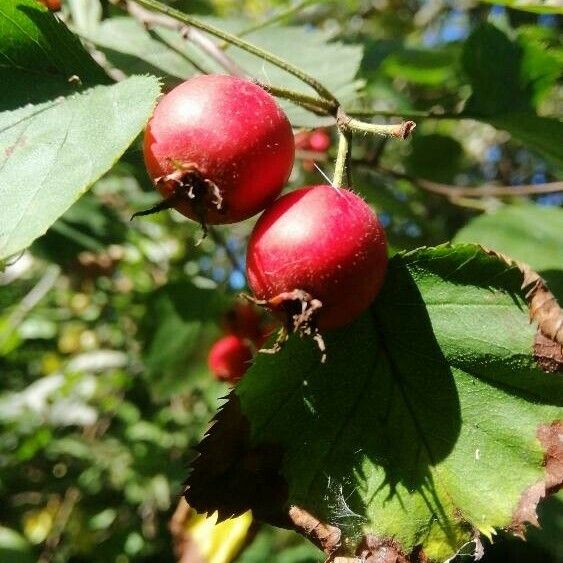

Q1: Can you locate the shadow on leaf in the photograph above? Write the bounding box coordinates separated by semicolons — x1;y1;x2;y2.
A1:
186;254;462;553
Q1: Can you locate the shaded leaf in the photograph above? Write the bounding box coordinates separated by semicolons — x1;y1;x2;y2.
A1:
462;23;532;116
0;0;109;111
141;281;229;397
32;194;127;266
461;23;563;168
406;133;464;183
186;244;563;562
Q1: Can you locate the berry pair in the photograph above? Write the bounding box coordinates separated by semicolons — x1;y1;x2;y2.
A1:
143;75;388;350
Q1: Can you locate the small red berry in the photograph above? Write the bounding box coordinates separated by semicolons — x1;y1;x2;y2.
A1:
246;185;388;331
142;75;294;226
208;335;253;383
308;129;331;152
294;131;312;150
222;302;262;341
38;0;61;9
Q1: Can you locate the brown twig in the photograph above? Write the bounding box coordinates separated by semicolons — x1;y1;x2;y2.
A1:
125;0;246;77
38;488;81;563
296;150;562;201
379;167;563;199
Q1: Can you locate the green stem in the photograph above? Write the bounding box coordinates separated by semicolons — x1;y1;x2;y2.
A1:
345;116;416;140
133;0;338;107
256;82;333;115
346;108;457;120
333;129;351;188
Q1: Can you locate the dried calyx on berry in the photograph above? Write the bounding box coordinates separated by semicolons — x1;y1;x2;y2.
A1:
246;185;388;361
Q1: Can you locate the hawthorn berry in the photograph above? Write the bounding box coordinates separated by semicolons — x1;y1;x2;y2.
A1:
139;75;294;229
294;129;331;172
308;129;331;152
246;185;388;334
208;334;253;383
38;0;61;10
222;302;263;341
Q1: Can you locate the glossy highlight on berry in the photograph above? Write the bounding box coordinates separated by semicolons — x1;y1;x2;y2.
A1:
141;75;295;226
246;185;388;331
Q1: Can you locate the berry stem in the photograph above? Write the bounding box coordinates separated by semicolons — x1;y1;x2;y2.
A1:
346;108;456;120
333;128;351;188
255;82;333;115
132;0;339;108
339;112;416;140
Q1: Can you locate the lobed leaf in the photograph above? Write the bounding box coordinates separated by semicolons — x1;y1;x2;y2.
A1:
186;243;563;562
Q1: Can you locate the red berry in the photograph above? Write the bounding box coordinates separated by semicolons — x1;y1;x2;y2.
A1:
308;129;331;152
294;131;312;150
246;185;388;330
39;0;61;9
143;75;294;225
222;302;262;341
208;335;253;383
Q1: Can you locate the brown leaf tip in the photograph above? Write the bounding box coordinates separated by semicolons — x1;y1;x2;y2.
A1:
534;331;563;373
510;420;563;537
288;505;341;555
482;248;563;346
538;421;563;492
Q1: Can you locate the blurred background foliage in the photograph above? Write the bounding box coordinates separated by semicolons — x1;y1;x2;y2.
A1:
1;0;561;562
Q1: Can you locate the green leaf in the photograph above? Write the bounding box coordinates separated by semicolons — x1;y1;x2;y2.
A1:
216;22;364;127
406;133;464;183
81;17;223;87
479;0;563;14
454;204;563;273
82;14;363;127
488;113;563;170
186;244;562;562
381;48;459;87
141;281;229;398
0;0;109;110
0;75;160;261
0;526;34;563
461;24;563;168
454;204;563;300
518;30;562;107
462;23;532;116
